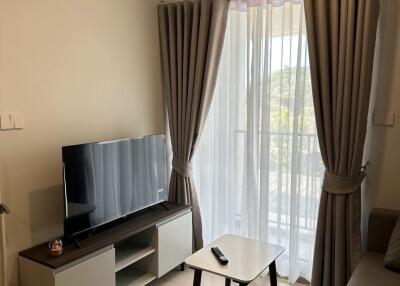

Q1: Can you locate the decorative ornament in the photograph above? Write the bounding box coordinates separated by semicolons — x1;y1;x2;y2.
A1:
48;239;63;257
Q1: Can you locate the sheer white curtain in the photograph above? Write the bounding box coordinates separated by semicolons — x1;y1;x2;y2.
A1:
192;0;323;282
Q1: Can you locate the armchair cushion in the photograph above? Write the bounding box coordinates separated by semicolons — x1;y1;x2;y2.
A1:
385;217;400;272
368;208;400;253
347;252;400;286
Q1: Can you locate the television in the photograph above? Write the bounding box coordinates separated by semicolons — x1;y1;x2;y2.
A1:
62;134;168;239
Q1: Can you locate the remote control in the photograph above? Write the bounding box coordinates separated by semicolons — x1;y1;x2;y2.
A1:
211;247;229;265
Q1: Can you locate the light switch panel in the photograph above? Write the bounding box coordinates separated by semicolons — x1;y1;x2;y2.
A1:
384;112;394;126
0;112;25;130
372;111;395;126
0;113;14;130
13;112;24;129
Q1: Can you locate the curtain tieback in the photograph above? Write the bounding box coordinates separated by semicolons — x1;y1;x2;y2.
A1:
322;169;366;195
172;157;193;178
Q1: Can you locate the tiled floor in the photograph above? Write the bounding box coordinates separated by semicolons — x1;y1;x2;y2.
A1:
149;268;304;286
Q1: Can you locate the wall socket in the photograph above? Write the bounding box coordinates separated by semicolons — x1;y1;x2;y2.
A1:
0;112;25;130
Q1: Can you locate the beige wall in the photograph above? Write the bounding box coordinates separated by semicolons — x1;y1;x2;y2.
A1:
0;0;163;284
367;0;400;211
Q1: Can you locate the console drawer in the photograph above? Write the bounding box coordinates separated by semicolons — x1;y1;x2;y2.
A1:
20;247;115;286
157;211;192;277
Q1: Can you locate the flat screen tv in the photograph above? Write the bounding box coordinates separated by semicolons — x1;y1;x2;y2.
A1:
62;134;168;239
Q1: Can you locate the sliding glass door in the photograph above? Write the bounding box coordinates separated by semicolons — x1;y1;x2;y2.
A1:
193;1;323;282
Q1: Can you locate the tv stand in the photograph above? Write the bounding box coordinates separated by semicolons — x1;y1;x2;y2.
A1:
19;203;192;286
159;202;170;211
73;239;82;249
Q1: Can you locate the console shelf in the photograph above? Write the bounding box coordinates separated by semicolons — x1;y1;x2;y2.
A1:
115;243;156;272
19;203;189;269
116;268;156;286
19;203;192;286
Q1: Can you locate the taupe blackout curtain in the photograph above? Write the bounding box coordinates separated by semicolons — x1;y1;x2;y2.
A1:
304;0;380;285
158;0;229;250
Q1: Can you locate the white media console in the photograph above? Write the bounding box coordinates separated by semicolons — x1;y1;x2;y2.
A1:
19;204;192;286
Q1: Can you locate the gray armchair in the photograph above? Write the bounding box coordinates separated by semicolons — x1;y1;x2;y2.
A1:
347;208;400;285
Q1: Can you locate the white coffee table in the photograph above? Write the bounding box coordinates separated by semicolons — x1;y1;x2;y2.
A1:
185;234;285;286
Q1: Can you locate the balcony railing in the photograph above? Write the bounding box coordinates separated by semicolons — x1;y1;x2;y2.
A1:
232;129;323;232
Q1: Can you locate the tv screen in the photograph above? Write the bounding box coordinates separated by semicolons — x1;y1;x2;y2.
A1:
62;134;168;238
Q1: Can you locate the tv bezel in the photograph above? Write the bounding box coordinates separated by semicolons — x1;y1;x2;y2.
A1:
61;134;168;240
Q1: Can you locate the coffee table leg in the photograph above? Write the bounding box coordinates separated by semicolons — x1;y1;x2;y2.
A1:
269;261;277;286
225;278;231;286
193;269;202;286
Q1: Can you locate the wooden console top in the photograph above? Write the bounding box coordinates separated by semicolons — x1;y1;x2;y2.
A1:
19;202;191;269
